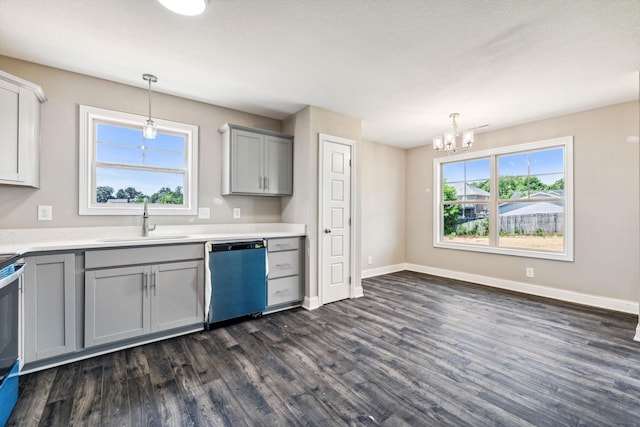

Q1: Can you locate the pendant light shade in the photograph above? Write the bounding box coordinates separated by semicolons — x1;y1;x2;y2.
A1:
158;0;208;16
142;73;157;140
143;119;157;140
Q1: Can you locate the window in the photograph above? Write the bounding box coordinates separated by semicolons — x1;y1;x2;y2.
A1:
79;105;198;215
435;136;573;261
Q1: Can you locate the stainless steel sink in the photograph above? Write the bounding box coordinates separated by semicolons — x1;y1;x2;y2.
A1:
98;235;189;243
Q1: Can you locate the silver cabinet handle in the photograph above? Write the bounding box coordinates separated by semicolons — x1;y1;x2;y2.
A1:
143;273;148;293
275;263;291;269
152;271;158;295
324;229;332;234
264;177;268;190
258;176;263;189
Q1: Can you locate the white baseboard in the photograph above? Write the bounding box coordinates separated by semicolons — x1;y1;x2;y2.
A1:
302;295;321;311
361;263;639;315
353;285;364;298
361;263;406;279
405;263;639;315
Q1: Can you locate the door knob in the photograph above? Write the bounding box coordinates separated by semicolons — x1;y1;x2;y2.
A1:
324;228;332;234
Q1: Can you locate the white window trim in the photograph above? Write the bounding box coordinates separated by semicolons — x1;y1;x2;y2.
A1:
79;105;199;216
433;136;574;262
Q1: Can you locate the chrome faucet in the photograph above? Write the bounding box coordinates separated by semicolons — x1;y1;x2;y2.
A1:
142;198;156;237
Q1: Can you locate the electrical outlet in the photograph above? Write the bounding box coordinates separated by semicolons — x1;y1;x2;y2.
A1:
198;207;210;219
233;208;241;219
38;205;53;221
367;256;373;265
526;267;534;278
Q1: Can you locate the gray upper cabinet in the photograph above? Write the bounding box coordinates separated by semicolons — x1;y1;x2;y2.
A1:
23;253;76;362
0;70;47;187
220;123;293;196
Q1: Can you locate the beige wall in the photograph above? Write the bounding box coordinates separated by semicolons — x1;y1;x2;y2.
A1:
282;106;362;305
3;56;637;309
0;56;283;229
406;101;639;303
360;139;406;269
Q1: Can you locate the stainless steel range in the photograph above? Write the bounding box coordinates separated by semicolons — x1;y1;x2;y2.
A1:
0;255;24;426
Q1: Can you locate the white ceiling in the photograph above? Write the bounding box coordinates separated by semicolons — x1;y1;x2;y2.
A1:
1;0;638;148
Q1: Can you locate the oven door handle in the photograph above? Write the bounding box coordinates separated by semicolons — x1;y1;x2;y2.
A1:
0;264;25;291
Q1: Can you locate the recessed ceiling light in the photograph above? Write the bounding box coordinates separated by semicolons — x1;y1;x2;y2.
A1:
158;0;208;16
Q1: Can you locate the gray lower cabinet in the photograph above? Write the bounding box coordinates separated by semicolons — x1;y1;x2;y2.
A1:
23;253;76;363
266;237;303;310
84;245;204;348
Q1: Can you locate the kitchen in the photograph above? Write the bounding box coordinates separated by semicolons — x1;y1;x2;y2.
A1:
1;0;640;424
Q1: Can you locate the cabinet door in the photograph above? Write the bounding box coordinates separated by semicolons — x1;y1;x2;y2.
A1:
0;79;20;181
231;129;264;193
0;79;41;187
151;260;204;331
85;265;150;347
265;134;293;195
23;254;76;362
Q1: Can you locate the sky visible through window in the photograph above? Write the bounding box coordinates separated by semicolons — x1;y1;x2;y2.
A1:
443;147;564;186
95;123;185;197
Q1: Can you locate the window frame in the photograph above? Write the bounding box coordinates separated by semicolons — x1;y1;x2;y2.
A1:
434;136;574;261
79;105;199;216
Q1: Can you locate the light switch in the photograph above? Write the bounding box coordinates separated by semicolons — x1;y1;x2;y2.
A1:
198;207;210;219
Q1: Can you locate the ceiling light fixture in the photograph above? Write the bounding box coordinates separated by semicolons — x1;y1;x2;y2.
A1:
158;0;208;16
433;113;474;154
142;73;158;140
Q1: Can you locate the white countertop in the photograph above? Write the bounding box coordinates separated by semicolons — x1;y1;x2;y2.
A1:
0;223;306;256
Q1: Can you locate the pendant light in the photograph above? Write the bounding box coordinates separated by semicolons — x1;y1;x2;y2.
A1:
142;74;158;140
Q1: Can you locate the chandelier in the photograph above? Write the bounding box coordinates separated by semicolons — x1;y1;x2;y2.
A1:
433;113;474;154
142;74;158;140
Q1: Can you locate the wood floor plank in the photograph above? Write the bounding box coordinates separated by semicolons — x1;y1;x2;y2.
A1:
36;397;74;427
100;351;132;427
5;368;56;427
126;373;163;426
68;364;103;426
8;271;640;426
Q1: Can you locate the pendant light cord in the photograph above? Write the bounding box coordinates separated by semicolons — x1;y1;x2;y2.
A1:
148;77;152;121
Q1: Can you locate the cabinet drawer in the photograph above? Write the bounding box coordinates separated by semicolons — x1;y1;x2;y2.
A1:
268;250;299;279
268;276;300;307
268;237;299;252
85;244;204;269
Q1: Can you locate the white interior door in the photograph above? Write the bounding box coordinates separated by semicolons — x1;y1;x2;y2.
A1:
319;134;353;304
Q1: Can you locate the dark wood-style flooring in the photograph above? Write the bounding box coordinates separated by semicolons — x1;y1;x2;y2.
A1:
8;271;640;426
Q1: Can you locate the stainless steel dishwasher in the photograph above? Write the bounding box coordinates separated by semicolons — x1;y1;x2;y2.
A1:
205;240;267;325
